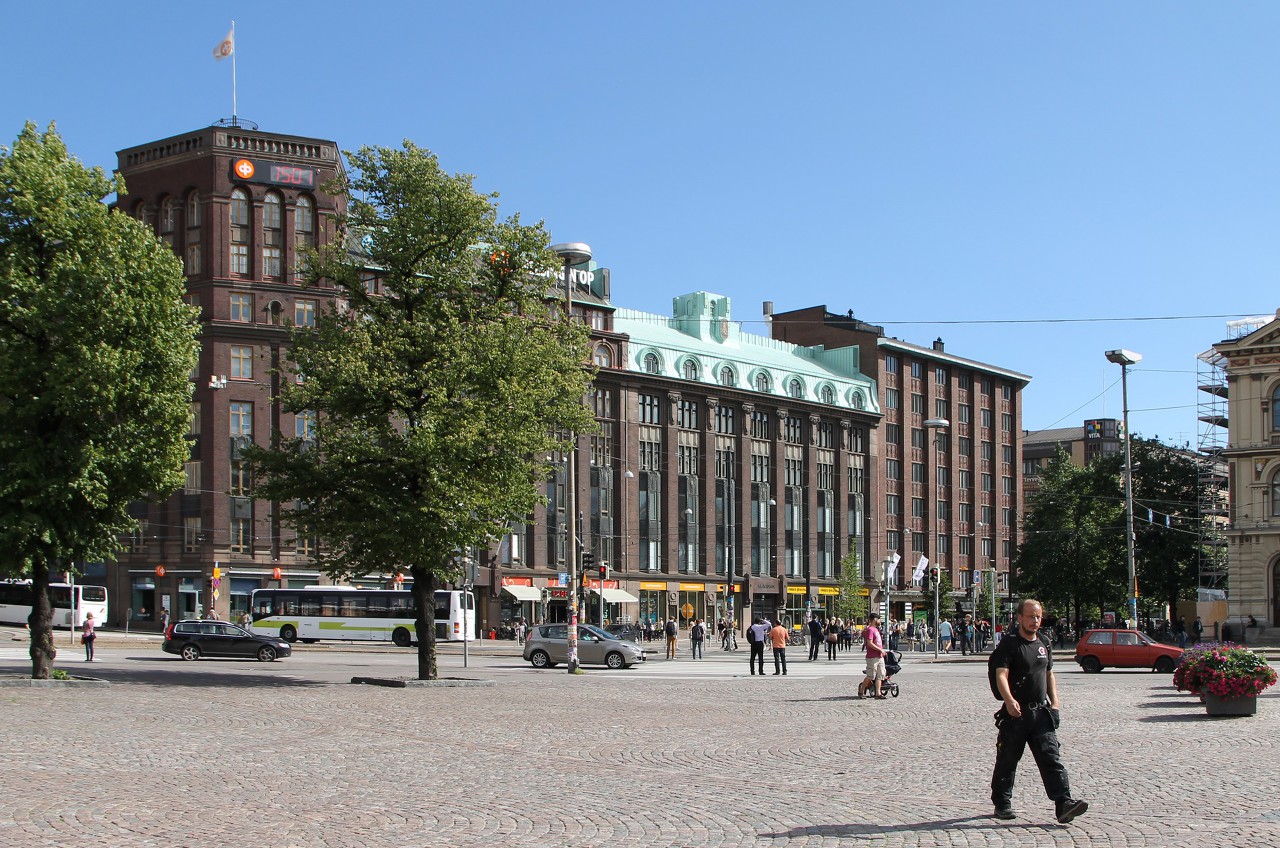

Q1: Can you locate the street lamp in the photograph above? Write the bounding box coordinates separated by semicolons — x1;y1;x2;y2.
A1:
924;417;949;658
1105;348;1141;631
552;242;591;672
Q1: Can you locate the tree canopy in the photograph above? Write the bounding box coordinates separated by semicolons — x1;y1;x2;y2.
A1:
247;141;596;679
0;122;200;677
1015;440;1201;626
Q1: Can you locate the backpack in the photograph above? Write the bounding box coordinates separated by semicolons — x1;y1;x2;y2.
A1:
987;629;1051;700
665;620;677;638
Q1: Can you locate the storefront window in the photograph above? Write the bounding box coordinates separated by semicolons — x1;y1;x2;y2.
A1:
131;578;156;621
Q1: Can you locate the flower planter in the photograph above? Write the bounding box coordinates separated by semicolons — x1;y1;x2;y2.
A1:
1203;692;1257;717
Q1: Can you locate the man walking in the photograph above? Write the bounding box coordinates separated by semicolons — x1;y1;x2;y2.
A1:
807;615;823;661
690;618;706;659
857;614;889;699
664;617;678;659
746;616;768;675
989;598;1088;825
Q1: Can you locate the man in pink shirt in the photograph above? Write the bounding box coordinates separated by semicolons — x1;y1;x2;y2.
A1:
857;614;888;699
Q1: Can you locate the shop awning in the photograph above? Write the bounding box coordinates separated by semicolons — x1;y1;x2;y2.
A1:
594;588;640;604
502;585;542;602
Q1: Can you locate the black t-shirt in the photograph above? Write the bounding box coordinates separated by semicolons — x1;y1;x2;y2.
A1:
991;630;1052;706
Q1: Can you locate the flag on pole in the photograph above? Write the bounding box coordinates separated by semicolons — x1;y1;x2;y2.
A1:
912;555;929;582
213;27;234;61
887;552;901;584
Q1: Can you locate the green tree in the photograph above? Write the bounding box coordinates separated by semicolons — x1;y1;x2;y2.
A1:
1017;440;1201;626
915;569;953;624
835;549;868;622
0;122;199;678
248;142;595;680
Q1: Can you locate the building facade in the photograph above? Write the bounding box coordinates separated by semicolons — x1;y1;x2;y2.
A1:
1021;419;1126;496
108;125;346;625
1209;311;1280;627
770;306;1030;619
103;123;885;634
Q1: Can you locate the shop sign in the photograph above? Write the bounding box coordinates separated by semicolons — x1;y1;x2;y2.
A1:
639;581;667;591
678;583;704;592
501;576;534;586
818;587;841;596
786;586;806;595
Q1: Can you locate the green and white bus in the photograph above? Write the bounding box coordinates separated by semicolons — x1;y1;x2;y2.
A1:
249;587;475;646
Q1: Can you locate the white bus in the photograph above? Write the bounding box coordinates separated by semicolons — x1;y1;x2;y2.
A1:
248;587;476;646
0;580;110;629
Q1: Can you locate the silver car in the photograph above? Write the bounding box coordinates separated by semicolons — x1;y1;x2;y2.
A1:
523;623;646;669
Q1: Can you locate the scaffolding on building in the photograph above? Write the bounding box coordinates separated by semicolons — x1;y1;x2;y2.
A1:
1195;347;1229;590
1195;316;1275;591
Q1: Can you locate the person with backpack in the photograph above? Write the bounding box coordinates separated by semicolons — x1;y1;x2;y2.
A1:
663;617;678;659
988;598;1088;826
689;618;706;659
746;616;768;675
807;615;824;661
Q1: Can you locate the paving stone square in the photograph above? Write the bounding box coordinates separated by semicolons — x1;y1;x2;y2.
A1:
0;649;1275;848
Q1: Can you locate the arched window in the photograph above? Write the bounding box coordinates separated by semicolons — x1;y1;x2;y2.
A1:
682;359;700;381
851;391;865;410
720;366;735;387
295;195;314;280
184;191;201;275
133;200;148;224
643;353;660;374
160;198;176;234
186;190;201;227
755;372;770;393
262;193;282;278
788;378;803;399
1272;385;1280;431
267;301;284;327
230;188;251;276
1271;470;1280;517
820;385;835;404
593;344;613;368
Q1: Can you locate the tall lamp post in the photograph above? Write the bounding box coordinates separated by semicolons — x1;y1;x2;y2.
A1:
552;242;592;673
1105;349;1141;630
924;417;949;658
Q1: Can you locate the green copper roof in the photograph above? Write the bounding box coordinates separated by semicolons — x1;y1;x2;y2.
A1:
615;292;880;414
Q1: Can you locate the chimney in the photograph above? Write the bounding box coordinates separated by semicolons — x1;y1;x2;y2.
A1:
933;337;945;352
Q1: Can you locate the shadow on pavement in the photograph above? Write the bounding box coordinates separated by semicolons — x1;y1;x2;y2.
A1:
0;661;326;688
760;815;1049;838
1136;713;1220;723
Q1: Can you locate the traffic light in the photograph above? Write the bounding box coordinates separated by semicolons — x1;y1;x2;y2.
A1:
929;567;939;587
598;563;607;580
582;551;595;570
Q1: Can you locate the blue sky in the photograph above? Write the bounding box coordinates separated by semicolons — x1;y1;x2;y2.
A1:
9;3;1278;447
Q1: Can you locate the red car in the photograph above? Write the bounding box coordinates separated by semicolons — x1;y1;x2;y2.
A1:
1075;629;1183;673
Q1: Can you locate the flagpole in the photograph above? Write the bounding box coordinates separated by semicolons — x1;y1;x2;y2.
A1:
231;20;237;123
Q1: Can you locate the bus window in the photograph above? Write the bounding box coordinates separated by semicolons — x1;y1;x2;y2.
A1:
81;586;107;603
366;594;389;618
339;594;367;617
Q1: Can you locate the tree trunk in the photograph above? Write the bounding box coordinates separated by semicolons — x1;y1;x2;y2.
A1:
411;565;438;680
28;557;56;679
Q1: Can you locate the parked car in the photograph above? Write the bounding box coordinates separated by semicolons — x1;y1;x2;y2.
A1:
524;623;646;669
1074;628;1182;673
163;620;292;662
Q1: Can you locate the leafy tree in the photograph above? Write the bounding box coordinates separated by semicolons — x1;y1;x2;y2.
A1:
248;142;595;680
1017;439;1201;627
915;569;953;625
0;122;199;677
835;549;868;622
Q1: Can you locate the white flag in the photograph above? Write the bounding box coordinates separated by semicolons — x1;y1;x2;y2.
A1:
912;555;929;582
887;552;901;584
213;28;234;61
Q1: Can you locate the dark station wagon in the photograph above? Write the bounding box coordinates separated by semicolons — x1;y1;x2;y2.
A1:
163;620;292;662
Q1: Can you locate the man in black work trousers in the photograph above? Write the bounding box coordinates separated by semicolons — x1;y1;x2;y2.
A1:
989;598;1088;825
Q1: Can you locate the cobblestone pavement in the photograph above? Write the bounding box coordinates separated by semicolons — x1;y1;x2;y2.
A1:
1;649;1276;848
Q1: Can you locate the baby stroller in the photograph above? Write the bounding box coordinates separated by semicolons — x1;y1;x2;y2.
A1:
883;650;902;698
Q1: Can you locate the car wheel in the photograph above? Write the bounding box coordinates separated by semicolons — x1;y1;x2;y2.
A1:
280;625;297;643
257;645;278;662
392;628;412;648
1154;656;1175;673
1080;655;1102;673
605;651;625;670
529;650;551;669
180;644;201;661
